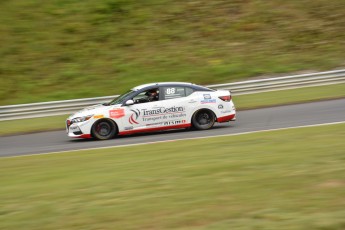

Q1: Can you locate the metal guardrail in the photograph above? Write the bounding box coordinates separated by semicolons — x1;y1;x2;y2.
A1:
207;69;345;94
1;69;345;121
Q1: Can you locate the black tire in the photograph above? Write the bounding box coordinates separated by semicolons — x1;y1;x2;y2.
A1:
91;119;117;140
192;109;215;130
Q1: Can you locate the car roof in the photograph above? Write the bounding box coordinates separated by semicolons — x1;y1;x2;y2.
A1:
132;82;211;91
132;82;194;91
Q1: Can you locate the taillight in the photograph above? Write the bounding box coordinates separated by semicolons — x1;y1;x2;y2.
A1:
219;95;231;102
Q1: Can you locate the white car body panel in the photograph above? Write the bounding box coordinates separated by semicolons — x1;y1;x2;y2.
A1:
66;83;236;139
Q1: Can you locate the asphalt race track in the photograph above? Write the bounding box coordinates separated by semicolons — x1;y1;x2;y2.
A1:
1;98;345;157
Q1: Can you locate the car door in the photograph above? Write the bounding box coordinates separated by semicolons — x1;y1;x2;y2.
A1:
120;85;197;133
157;86;198;127
120;87;164;132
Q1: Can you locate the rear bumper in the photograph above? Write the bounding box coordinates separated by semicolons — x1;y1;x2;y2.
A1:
217;113;236;123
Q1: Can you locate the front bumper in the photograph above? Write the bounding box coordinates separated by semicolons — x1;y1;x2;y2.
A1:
66;120;93;139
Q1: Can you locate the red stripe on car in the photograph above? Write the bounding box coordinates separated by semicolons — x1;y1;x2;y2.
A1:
130;114;139;124
217;114;235;123
77;134;92;139
119;123;191;135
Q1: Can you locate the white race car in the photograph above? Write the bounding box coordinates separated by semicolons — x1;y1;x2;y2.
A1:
66;82;236;140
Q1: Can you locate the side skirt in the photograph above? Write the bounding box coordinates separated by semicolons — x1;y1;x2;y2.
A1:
119;123;191;135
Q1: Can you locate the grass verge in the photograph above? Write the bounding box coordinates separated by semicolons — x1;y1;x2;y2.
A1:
1;83;345;136
0;115;67;136
234;83;345;110
0;123;345;229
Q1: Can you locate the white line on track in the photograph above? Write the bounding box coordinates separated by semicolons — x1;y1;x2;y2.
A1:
2;121;345;159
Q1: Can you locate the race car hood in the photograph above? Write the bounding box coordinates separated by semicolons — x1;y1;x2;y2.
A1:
68;103;121;119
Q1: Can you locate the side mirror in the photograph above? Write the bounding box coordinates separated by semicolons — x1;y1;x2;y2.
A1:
125;99;134;106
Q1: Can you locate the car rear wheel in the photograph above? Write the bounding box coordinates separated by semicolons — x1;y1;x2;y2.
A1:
91;119;117;140
192;109;215;130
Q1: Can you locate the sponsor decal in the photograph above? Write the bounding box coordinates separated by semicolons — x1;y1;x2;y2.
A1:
129;109;140;125
109;109;125;119
93;115;104;119
163;120;186;126
218;104;224;109
143;111;186;122
142;106;185;116
124;126;134;130
146;122;163;127
69;126;80;132
221;110;232;114
142;106;187;123
201;94;216;104
129;106;187;124
201;99;216;104
203;94;211;99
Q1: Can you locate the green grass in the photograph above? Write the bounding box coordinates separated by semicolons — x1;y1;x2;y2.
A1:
1;83;345;136
0;0;344;105
0;115;67;136
1;123;345;229
235;83;345;110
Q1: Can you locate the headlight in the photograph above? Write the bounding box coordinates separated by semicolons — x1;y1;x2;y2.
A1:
71;114;93;124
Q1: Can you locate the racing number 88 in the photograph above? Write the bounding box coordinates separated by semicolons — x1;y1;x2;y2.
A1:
166;88;176;95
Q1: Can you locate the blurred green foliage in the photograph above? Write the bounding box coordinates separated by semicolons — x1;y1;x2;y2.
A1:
0;0;344;105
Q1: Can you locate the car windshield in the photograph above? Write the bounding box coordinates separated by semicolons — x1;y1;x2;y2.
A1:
108;90;135;105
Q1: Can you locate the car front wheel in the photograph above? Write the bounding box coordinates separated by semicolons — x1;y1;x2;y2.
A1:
192;109;215;130
91;119;117;140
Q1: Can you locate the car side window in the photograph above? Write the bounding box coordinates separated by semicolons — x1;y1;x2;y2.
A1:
132;88;159;104
185;87;194;96
163;87;184;100
162;87;194;100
